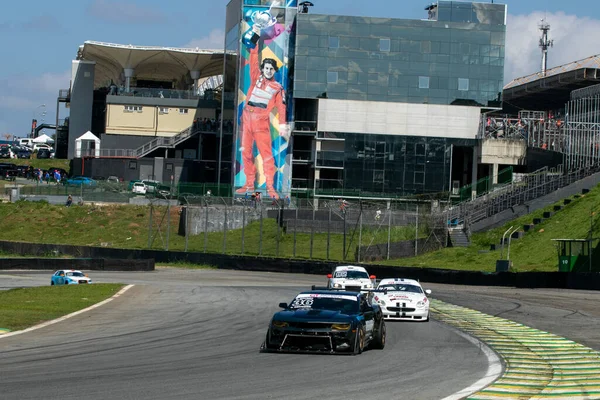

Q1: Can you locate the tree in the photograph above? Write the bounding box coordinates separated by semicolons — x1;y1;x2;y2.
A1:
2;133;12;141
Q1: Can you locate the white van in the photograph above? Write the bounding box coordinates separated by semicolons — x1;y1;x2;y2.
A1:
17;138;34;148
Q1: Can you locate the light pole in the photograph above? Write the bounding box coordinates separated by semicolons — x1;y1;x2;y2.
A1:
31;104;46;138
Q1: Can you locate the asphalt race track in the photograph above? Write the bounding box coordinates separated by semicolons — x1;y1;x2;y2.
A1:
1;268;599;400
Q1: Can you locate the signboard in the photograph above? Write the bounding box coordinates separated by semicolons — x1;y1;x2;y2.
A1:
233;0;297;200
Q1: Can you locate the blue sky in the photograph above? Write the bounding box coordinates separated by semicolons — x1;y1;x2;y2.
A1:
1;0;599;138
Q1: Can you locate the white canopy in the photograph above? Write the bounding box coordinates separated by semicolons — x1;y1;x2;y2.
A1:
33;134;54;143
75;131;101;158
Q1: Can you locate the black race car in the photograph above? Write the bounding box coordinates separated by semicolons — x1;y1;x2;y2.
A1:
262;289;386;354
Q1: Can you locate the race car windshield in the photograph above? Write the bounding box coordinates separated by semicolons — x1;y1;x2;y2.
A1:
379;284;423;293
333;270;369;279
66;272;85;277
290;297;359;313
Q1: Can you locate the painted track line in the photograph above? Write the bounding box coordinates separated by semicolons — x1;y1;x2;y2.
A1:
431;299;600;400
0;284;134;339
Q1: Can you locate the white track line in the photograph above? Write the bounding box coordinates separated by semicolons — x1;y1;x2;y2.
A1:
441;326;503;400
0;284;134;339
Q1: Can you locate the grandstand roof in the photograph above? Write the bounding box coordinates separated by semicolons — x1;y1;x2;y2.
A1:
77;41;227;89
503;54;600;111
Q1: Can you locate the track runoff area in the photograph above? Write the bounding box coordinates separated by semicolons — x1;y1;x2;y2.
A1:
431;300;600;400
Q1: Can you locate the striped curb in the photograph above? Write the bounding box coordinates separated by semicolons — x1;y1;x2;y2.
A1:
431;299;600;400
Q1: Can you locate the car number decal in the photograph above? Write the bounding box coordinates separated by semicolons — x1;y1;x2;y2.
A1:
291;298;313;307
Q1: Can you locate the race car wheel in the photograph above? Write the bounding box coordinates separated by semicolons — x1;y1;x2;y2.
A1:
263;332;278;350
50;281;54;286
353;326;365;355
371;320;386;349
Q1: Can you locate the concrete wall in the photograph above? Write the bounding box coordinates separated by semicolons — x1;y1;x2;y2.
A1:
180;206;262;234
0;258;154;271
68;60;96;159
479;138;527;165
0;240;598;290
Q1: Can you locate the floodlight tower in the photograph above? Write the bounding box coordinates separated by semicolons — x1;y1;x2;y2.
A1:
539;18;554;76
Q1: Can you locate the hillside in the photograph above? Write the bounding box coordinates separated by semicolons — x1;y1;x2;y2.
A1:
0;183;598;273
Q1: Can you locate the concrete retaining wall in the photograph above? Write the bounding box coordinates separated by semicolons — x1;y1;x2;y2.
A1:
0;240;598;290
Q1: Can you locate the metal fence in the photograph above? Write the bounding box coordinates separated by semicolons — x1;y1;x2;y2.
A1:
178;196;446;262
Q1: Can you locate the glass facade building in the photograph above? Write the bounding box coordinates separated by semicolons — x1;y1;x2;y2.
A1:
293;2;505;108
288;1;506;198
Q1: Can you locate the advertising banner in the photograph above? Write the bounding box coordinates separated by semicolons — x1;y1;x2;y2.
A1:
234;0;297;200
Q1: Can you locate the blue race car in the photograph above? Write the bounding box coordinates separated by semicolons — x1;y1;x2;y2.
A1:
51;270;92;285
262;288;386;354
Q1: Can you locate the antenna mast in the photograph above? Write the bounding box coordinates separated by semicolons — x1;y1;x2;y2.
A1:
539;19;554;76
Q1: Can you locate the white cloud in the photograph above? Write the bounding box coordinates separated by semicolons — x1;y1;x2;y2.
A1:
505;12;600;83
183;29;225;50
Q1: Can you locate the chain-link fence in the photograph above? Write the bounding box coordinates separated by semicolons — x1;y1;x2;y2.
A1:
178;196;447;262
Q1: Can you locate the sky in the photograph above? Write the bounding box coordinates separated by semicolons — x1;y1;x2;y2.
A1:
1;0;599;138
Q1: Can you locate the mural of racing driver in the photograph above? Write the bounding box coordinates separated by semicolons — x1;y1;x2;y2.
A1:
236;23;290;200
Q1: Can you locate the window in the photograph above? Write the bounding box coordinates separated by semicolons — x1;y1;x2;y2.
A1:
159;107;169;114
179;108;189;114
327;71;338;84
379;38;391;52
128;161;137;169
458;78;469;91
329;36;339;49
166;163;173;171
419;76;430;89
124;105;142;112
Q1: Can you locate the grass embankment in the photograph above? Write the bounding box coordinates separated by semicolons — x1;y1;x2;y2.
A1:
0;284;124;332
380;186;600;272
0;183;599;272
0;200;424;262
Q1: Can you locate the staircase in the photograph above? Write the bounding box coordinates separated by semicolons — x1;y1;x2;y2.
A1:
133;125;196;158
448;229;470;247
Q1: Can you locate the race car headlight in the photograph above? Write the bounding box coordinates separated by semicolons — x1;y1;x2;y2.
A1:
331;323;351;331
416;301;426;308
271;320;289;328
333;283;342;288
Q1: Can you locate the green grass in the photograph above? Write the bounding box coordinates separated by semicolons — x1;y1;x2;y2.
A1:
1;183;600;272
0;284;124;331
379;188;600;272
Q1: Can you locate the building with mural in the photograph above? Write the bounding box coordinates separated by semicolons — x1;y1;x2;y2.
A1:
57;1;517;201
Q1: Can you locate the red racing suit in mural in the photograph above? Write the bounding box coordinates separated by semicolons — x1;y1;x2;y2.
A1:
236;45;287;199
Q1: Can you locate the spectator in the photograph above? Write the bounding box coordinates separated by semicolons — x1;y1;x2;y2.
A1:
65;195;73;207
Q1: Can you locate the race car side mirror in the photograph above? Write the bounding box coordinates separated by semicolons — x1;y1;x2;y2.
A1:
278;302;288;309
425;289;432;295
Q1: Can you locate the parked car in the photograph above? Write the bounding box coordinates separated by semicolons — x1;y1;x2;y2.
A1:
132;182;147;195
0;146;15;159
107;176;120;183
16;149;32;159
36;148;51;159
66;176;97;186
141;179;160;193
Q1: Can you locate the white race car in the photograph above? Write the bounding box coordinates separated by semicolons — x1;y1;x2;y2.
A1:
371;278;431;321
327;265;376;292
